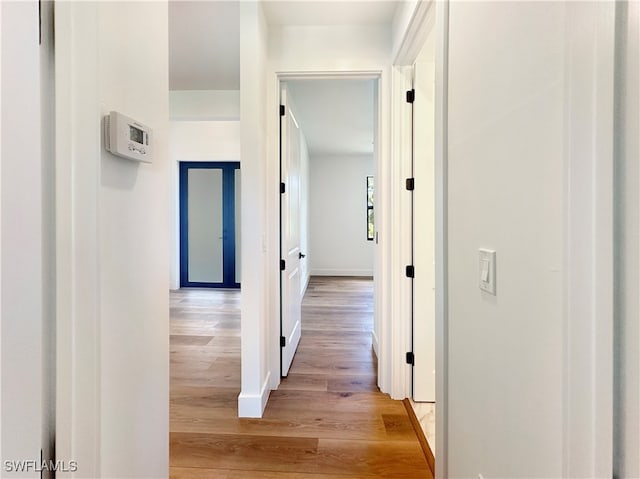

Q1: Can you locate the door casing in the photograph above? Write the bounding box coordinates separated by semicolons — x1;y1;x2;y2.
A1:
269;71;387;394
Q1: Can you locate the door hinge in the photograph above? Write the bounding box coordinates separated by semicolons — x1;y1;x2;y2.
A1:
280;259;286;271
406;265;415;278
280;336;286;347
280;105;286;116
406;89;415;103
406;351;415;366
280;182;286;194
406;178;415;191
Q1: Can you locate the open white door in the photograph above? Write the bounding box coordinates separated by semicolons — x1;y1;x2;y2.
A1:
412;30;436;402
280;85;302;377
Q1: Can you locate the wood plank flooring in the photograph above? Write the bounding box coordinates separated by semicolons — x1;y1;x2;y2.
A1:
170;277;433;479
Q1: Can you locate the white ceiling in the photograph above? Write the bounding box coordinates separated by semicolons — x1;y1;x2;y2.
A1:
168;1;399;91
169;1;240;90
287;79;375;157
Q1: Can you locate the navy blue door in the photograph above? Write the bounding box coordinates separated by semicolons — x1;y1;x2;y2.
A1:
179;162;240;288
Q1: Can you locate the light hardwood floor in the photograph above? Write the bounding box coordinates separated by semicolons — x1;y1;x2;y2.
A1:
170;276;433;479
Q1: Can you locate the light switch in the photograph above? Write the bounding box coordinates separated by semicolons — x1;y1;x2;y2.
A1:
479;249;496;295
481;259;490;282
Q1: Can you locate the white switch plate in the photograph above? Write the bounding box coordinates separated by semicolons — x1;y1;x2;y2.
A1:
479;249;496;295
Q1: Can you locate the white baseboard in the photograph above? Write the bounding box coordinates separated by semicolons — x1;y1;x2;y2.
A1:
372;330;379;358
311;268;374;277
237;371;271;418
301;273;310;296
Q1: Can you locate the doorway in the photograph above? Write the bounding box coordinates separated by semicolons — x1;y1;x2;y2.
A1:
278;78;378;379
179;161;241;288
410;15;437;403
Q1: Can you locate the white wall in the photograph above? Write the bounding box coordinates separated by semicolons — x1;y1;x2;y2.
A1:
615;1;640;476
170;90;240;120
446;2;617;477
269;25;391;70
55;2;170;477
169;120;240;289
98;3;170;476
447;3;564;476
1;2;44;476
170;121;240;161
238;1;270;418
309;155;374;276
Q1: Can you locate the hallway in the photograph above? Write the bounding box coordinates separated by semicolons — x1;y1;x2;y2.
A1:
169;277;432;478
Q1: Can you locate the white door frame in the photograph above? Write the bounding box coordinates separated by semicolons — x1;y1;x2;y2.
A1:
265;70;398;393
562;3;616;475
433;4;449;476
394;1;448;476
54;3;101;476
411;7;437;403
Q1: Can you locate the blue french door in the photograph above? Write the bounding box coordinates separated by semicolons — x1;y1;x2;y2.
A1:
179;162;241;288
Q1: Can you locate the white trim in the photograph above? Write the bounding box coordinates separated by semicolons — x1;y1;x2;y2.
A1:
0;0;3;460
238;371;271;418
310;269;373;277
54;2;101;476
434;1;449;476
389;65;414;401
562;2;615;476
374;70;393;397
301;272;311;296
395;1;435;67
372;331;380;358
273;71;381;81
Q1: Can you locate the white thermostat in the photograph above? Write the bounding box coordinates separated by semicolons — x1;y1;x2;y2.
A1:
104;111;153;163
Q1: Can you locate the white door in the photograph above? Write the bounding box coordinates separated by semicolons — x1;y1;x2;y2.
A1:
412;32;436;402
280;85;303;377
2;2;48;475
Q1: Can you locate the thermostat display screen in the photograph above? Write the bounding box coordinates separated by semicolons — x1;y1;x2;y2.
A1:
129;125;144;144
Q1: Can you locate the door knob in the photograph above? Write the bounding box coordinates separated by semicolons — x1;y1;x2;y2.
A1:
299;252;306;259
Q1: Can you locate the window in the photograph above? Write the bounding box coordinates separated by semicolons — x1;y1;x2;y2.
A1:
367;176;375;241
